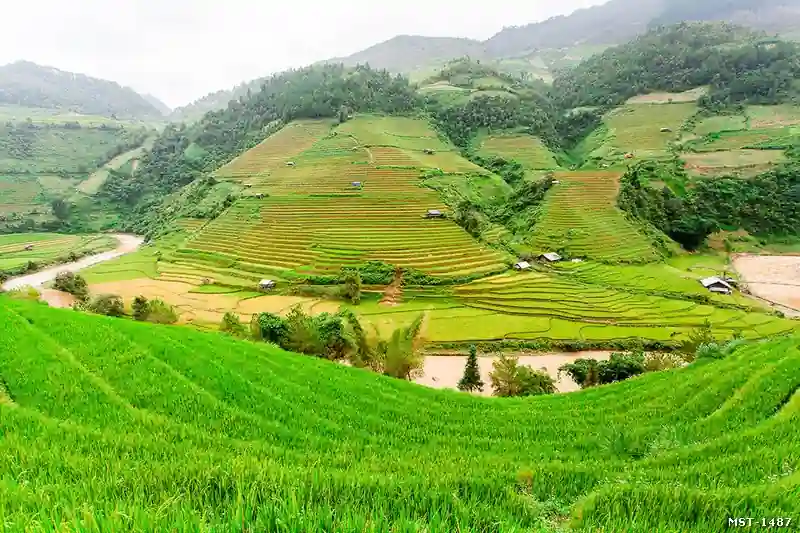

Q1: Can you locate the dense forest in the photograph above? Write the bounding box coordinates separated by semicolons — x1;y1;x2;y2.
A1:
618;161;800;249
0;61;163;119
551;23;800;109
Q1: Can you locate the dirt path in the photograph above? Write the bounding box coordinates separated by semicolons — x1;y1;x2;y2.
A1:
2;234;144;296
733;254;800;317
415;352;613;394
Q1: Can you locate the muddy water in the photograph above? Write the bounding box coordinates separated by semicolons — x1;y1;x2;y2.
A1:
733;254;800;317
1;234;144;302
415;351;613;395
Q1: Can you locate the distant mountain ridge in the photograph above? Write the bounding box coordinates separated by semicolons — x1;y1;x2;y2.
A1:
0;61;163;119
171;0;800;122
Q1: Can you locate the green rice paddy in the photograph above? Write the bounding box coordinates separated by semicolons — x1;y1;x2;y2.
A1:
0;296;798;531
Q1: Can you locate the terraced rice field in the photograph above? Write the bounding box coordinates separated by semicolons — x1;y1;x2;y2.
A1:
450;271;796;341
683;150;787;177
0;233;115;271
0;176;43;214
528;171;660;262
591;103;697;161
694;115;747;136
693;128;796;151
476;133;560;170
214;120;335;180
625;87;707;104
187;116;509;278
746;104;800;128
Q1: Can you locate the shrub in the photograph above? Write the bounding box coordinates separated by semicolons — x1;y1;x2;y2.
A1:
644;352;685;372
379;314;425;380
86;294;125;317
132;296;149;321
146;299;179;324
559;351;646;389
490;354;556;397
220;312;246;337
458;345;484;393
6;287;41;301
53;271;89;301
253;312;289;344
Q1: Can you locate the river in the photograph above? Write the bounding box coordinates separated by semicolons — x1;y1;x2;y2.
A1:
1;234;144;293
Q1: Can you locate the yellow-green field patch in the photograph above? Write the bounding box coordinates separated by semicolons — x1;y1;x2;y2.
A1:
476;133;560;170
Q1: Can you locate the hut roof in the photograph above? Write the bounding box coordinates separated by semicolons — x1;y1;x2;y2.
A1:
540;252;562;262
700;277;733;290
514;261;531;270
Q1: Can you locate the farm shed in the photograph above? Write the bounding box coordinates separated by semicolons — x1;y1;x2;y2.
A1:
254;193;265;199
660;127;672;133
426;209;444;219
700;277;734;295
539;252;562;263
514;261;532;270
24;244;33;251
258;279;277;291
244;183;253;188
423;149;435;155
351;181;362;187
552;180;561;185
286;161;296;167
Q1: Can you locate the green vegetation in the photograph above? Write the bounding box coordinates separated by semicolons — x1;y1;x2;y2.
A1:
0;296;798;530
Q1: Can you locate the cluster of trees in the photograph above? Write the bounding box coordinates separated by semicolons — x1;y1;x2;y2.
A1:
552;23;800;109
619;160;800;250
0;60;163;118
228;306;426;381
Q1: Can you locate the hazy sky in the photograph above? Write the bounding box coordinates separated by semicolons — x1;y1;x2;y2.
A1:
1;0;607;108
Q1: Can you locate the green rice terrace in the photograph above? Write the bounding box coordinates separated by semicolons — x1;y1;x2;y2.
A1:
0;233;115;274
0;297;798;531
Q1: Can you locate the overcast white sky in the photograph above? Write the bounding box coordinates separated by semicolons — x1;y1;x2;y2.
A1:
1;0;607;108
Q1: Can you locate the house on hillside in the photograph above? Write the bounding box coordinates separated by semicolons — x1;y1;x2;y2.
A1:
244;183;253;188
539;252;562;263
24;244;33;251
426;209;444;219
423;148;435;155
254;193;265;199
351;181;362;188
660;127;672;133
700;277;734;295
514;261;532;271
286;161;296;167
258;279;277;291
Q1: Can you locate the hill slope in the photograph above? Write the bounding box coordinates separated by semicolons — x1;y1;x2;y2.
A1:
0;296;798;530
0;61;161;119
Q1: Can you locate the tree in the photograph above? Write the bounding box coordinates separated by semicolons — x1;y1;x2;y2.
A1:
458;345;484;392
132;295;149;321
560;352;646;389
380;313;426;380
220;312;246;337
50;198;71;221
680;320;715;361
85;294;125;317
340;269;362;304
253;312;288;344
490;354;555;397
53;271;88;302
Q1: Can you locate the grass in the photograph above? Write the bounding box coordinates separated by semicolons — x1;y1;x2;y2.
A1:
77;136;155;195
527;171;661;262
0;104;158;128
187;115;511;279
475;132;561;170
694;115;748;136
0;233;116;271
625;87;708;104
0;296;798;531
683;149;787;177
746;104;800;128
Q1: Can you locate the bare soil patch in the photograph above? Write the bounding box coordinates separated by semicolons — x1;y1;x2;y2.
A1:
734;254;800;316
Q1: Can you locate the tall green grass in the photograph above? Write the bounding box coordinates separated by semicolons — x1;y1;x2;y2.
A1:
0;297;798;531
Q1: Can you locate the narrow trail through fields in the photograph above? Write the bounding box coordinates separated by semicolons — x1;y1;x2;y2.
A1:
1;234;144;294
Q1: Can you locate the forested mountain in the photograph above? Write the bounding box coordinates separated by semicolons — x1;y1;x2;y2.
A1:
103;65;419;220
323;36;487;72
0;61;162;119
552;23;800;108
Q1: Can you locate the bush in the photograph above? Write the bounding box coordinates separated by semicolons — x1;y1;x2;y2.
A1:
490;354;555;397
340;269;362;304
146;299;179;324
252;312;288;344
86;294;125;317
220;312;246;337
559;351;646;388
53;271;89;301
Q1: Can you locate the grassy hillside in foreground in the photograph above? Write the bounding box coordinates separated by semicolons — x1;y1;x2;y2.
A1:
0;297;798;531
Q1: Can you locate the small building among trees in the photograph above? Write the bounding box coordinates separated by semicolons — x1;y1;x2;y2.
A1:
700;276;734;295
539;252;562;263
258;279;277;291
513;261;532;270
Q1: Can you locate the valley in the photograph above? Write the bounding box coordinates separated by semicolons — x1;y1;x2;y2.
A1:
1;13;800;532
